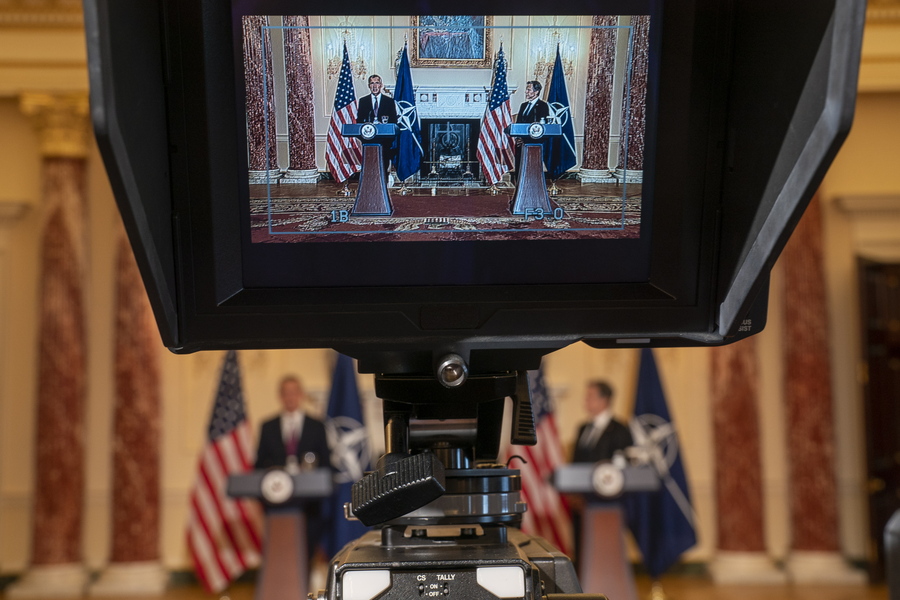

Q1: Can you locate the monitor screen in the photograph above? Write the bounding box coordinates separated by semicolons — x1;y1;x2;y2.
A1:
232;5;659;288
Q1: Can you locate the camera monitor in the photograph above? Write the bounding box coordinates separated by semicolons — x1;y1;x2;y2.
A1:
85;0;865;363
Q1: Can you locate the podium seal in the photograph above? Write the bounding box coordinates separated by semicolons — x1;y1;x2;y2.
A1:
528;122;545;139
360;123;377;140
260;469;294;504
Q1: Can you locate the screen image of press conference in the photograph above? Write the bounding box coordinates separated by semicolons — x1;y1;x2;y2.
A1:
238;15;653;243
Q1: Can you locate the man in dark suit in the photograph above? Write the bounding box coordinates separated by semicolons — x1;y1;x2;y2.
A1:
516;80;550;124
255;375;331;560
572;380;633;463
514;80;551;179
570;380;634;571
356;74;398;173
356;74;398;124
256;375;330;470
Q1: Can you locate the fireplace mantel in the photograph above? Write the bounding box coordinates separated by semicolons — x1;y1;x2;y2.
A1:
393;84;519;119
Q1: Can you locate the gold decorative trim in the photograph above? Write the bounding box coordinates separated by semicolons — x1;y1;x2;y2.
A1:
868;0;900;22
409;16;494;69
0;0;83;27
19;92;91;158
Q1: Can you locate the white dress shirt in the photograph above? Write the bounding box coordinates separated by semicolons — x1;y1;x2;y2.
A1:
579;408;613;448
280;410;305;445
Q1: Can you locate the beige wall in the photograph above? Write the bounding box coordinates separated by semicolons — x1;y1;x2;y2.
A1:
820;90;900;564
1;7;899;575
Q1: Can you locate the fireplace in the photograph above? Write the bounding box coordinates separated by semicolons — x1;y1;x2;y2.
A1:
394;83;516;186
420;119;481;182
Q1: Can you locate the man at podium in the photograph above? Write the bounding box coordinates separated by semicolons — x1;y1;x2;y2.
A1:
513;80;550;177
568;380;636;596
255;375;331;559
572;380;633;463
356;74;398;125
356;74;398;174
256;375;330;470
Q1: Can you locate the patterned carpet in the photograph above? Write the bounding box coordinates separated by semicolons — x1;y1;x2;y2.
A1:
249;194;642;242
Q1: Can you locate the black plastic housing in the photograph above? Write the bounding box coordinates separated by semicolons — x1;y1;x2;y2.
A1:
84;0;865;365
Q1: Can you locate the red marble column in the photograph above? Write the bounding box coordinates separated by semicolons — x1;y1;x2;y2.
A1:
580;15;618;172
710;338;766;553
283;16;317;174
617;15;649;174
708;338;786;583
243;16;279;178
109;234;161;563
18;94;91;580
781;196;841;553
31;164;88;566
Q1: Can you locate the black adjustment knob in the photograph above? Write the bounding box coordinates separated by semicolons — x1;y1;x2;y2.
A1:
510;371;537;446
351;452;446;526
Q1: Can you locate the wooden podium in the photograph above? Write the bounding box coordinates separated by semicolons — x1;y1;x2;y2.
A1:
507;122;561;216
228;468;333;600
554;463;659;600
341;122;397;216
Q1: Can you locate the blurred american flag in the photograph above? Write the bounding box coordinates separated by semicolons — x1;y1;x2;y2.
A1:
186;350;261;593
505;368;573;555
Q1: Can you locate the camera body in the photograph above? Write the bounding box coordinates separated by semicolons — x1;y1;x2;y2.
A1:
319;527;586;600
318;368;600;600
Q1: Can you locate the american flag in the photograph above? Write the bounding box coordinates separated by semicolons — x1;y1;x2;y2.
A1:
326;42;362;183
477;45;515;184
186;350;261;593
505;369;573;555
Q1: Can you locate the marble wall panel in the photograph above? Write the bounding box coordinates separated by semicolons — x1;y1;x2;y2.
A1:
782;196;841;552
711;338;767;552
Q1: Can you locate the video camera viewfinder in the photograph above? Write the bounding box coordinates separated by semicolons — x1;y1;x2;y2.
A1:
85;0;865;362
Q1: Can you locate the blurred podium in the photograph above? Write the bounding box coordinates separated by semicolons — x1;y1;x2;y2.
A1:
554;463;659;600
228;468;332;600
507;122;561;216
341;123;397;216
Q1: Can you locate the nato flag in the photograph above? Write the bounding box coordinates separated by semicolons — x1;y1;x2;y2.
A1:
545;45;577;180
322;354;371;557
623;348;698;578
394;45;423;181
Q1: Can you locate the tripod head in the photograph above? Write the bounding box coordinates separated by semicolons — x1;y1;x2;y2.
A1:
350;354;537;526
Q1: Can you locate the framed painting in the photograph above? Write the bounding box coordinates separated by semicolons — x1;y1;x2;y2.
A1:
409;16;494;68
